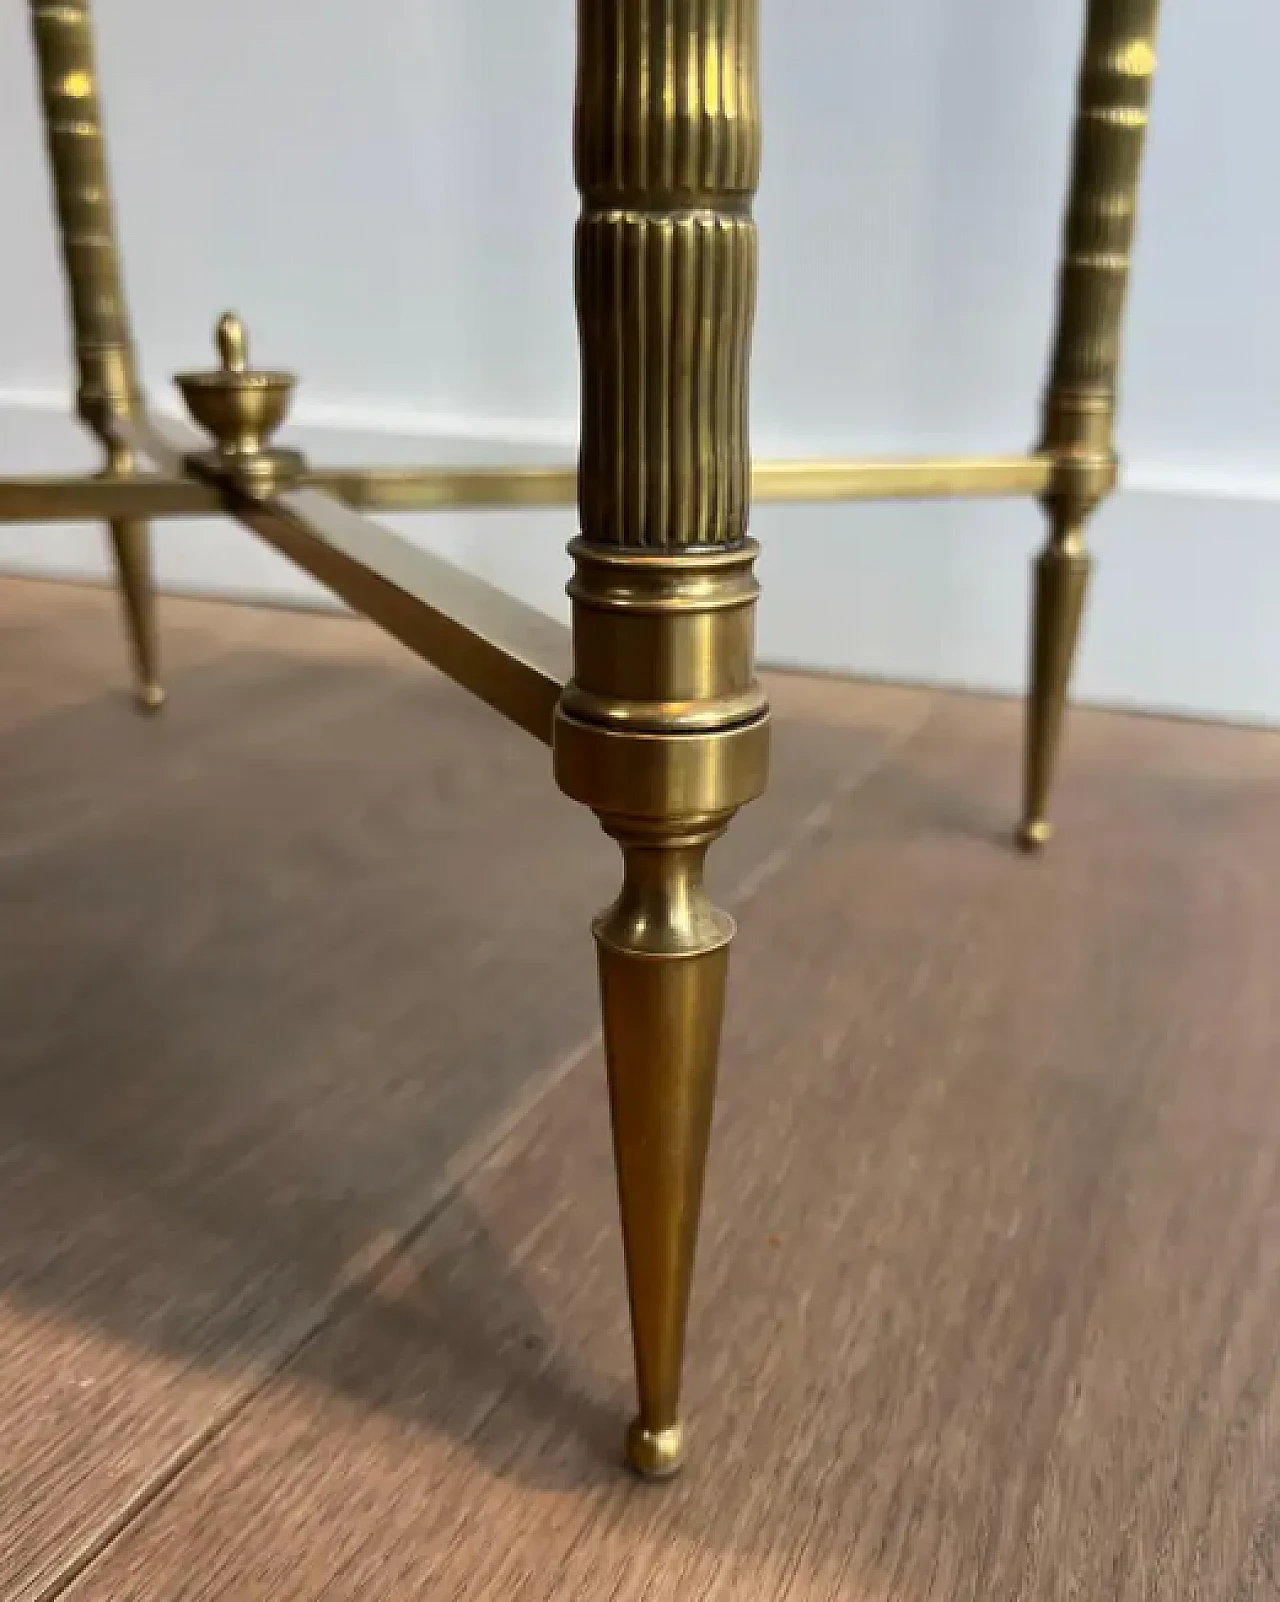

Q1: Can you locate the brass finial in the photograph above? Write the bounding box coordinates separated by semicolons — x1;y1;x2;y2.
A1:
216;310;249;375
174;311;306;499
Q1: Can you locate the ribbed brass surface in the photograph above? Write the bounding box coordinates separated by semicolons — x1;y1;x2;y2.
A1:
29;0;138;430
552;0;771;1479
8;0;1170;1500
1020;0;1161;852
28;0;161;709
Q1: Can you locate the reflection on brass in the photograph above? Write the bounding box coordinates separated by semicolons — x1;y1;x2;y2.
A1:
330;464;579;513
119;413;568;744
553;0;769;1479
176;313;309;501
8;0;1167;1487
250;490;568;743
106;510;163;711
1019;0;1160;852
321;454;1054;513
28;0;162;709
755;455;1051;504
0;473;218;523
0;454;1052;525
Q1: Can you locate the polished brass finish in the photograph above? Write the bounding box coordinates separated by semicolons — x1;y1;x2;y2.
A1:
316;454;1054;514
7;0;1169;1490
28;0;138;435
119;413;568;744
175;313;308;501
0;472;217;524
0;453;1051;526
553;0;769;1478
105;484;164;711
331;463;579;513
28;0;162;709
754;454;1051;504
1019;0;1160;852
243;491;568;743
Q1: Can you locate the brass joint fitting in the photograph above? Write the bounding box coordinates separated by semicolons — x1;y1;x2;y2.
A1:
1040;387;1118;525
553;539;770;825
175;312;307;501
76;348;141;444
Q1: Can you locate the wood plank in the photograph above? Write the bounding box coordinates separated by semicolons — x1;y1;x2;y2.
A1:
0;578;926;1600
66;693;1280;1601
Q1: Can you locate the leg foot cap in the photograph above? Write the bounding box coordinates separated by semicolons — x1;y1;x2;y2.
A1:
1015;817;1053;854
135;682;167;714
626;1420;685;1480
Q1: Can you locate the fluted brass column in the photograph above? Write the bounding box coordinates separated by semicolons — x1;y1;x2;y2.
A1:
1018;0;1160;850
29;0;162;710
554;0;770;1478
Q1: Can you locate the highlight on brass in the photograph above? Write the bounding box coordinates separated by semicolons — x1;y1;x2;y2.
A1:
175;312;308;501
5;0;1159;1478
28;0;162;711
1019;0;1160;851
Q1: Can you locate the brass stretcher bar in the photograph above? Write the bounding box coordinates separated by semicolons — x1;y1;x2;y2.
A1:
114;414;570;747
10;0;1159;1478
0;452;1052;524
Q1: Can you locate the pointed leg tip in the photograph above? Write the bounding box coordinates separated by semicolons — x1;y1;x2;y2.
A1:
1015;817;1053;854
626;1420;685;1480
135;682;166;715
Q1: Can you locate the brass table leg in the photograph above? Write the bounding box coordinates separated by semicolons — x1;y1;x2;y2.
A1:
554;1;770;1477
29;0;163;711
104;441;163;711
1019;0;1160;851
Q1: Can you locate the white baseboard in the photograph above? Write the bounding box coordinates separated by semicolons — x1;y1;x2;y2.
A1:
2;396;1277;727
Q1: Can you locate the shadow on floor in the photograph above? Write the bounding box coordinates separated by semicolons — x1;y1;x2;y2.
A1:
0;634;949;1503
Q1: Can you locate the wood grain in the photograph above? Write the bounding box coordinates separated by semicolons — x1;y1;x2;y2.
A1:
0;577;925;1601
52;652;1280;1599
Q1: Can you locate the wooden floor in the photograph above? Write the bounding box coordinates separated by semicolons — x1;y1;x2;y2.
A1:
3;576;1280;1601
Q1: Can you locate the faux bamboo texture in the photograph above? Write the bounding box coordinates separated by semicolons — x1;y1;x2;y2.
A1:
1020;0;1160;850
1046;0;1159;405
574;1;759;551
29;0;140;431
28;0;162;710
556;0;771;1479
6;0;1168;1485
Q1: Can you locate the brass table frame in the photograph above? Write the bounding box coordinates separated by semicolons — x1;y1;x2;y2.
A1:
5;1;1157;1477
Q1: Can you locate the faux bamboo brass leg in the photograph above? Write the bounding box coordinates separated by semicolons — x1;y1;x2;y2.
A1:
554;0;769;1476
1018;0;1160;851
29;0;162;711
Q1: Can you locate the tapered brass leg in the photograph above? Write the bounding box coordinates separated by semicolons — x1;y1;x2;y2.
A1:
595;820;733;1478
105;509;164;712
1019;532;1090;852
1019;0;1160;851
556;0;768;1476
29;0;163;711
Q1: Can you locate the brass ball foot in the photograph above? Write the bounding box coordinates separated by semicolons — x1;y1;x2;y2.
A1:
135;682;167;714
1015;817;1053;854
626;1419;685;1480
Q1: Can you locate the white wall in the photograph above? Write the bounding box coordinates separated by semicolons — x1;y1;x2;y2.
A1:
2;1;1277;723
